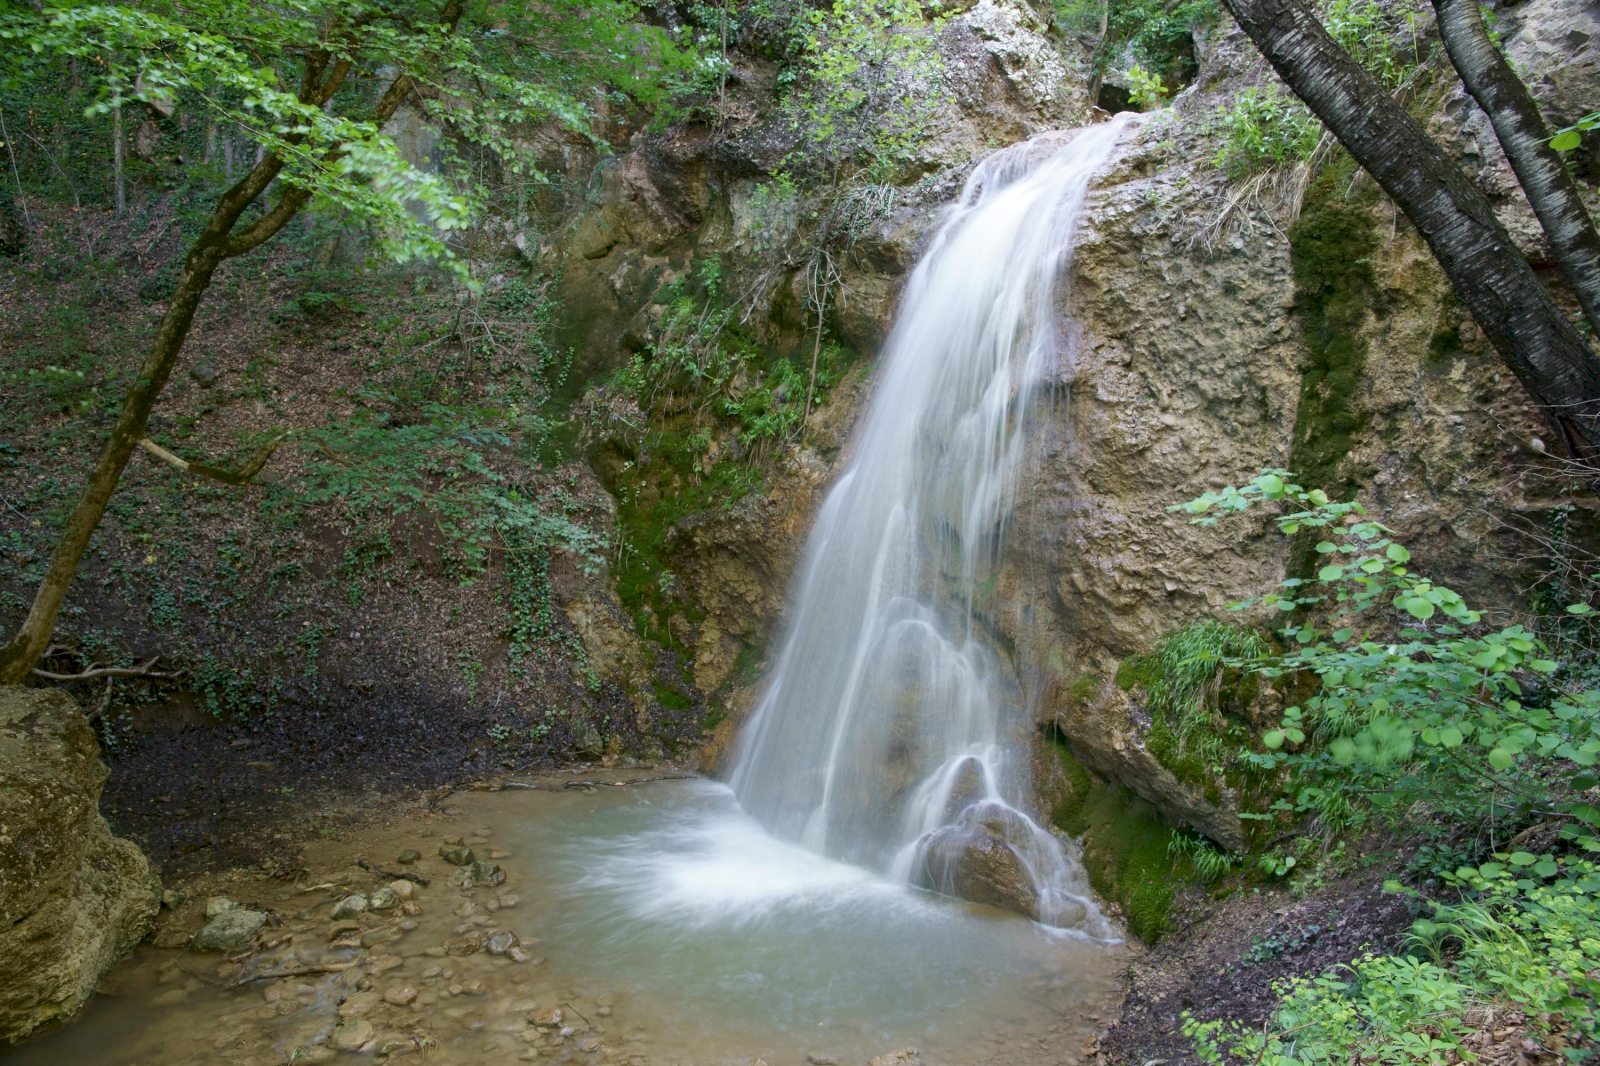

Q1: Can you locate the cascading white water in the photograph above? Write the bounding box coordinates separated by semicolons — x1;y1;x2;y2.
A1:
729;116;1141;936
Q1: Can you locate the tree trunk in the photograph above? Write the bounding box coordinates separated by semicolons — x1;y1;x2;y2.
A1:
1432;0;1600;337
111;101;125;214
0;249;222;682
1217;0;1600;453
0;48;401;683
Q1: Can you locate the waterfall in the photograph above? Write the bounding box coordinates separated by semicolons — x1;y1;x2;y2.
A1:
729;116;1140;935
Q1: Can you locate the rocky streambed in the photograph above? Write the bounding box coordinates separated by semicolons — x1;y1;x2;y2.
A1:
4;772;1126;1066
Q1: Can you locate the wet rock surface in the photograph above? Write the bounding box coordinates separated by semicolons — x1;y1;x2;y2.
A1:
0;687;159;1045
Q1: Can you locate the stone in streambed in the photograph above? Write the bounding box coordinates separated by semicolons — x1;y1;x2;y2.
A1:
388;880;415;901
440;846;475;866
487;931;519;956
383;985;419;1006
330;894;368;919
868;1052;920;1066
444;933;484;955
160;889;188;910
204;896;240;918
329;1017;374;1051
397;849;421;865
327;920;361;941
368;887;399;911
191;908;268;952
471;861;505;886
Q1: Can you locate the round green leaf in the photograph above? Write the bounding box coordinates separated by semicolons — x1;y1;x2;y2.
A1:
1318;565;1345;582
1385;542;1411;563
1403;598;1435;620
1551;130;1583;151
1263;730;1285;749
1488;747;1514;770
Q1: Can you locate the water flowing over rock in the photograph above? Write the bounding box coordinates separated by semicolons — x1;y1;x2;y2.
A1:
730;118;1146;933
0;687;159;1044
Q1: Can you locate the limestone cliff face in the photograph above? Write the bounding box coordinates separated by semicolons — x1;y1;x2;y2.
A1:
539;0;1090;741
990;10;1600;847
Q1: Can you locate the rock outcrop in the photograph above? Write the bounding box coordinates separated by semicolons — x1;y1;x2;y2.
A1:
0;687;160;1044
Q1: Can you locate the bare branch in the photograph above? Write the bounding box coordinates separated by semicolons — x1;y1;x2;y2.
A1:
32;655;181;682
136;431;290;486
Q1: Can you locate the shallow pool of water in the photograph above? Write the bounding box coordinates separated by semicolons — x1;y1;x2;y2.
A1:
3;776;1125;1066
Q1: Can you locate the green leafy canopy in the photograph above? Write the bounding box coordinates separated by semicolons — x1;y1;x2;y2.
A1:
0;0;695;274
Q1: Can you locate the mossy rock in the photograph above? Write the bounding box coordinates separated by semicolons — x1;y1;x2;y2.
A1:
1051;743;1181;943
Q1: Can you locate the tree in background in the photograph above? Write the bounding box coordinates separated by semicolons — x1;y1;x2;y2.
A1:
1214;0;1600;465
0;0;691;684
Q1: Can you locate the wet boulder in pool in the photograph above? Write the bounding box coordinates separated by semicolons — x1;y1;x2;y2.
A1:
439;845;475;866
191;907;268;952
368;887;399;911
471;860;505;887
911;822;1040;921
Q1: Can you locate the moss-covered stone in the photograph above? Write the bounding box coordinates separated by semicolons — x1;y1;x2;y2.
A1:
1050;743;1180;944
1285;168;1380;577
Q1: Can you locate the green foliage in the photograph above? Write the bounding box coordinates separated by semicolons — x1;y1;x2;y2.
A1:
1411;859;1600;1044
1241;922;1323;965
1176;471;1600;851
1212;0;1421;178
786;0;949;171
1169;830;1236;882
1188;861;1600;1064
1213;86;1323;178
1126;63;1167;111
1551;111;1599;153
1060;0;1219;90
1117;619;1267;790
1186;953;1475;1066
0;0;694;277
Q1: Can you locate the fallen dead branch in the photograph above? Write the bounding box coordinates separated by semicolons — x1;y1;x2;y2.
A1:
227;961;355;988
356;858;429;886
31;647;183;683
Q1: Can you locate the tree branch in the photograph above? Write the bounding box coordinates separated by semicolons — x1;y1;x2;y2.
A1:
32;654;181;682
136;432;290;486
1432;0;1600;337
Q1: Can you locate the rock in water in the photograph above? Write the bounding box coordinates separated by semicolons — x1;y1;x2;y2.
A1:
191;908;268;953
471;860;505;886
331;893;369;919
204;896;240;918
912;822;1040;921
0;687;160;1044
367;887;399;911
440;845;475;866
329;1018;374;1051
868;1051;920;1066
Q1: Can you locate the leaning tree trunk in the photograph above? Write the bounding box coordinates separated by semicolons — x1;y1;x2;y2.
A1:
1217;0;1600;454
1432;0;1600;338
0;55;416;684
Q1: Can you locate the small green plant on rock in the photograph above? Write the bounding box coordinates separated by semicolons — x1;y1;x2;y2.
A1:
1117;619;1268;792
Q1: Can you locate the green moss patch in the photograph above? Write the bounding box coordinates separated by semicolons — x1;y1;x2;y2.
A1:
1052;744;1181;943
